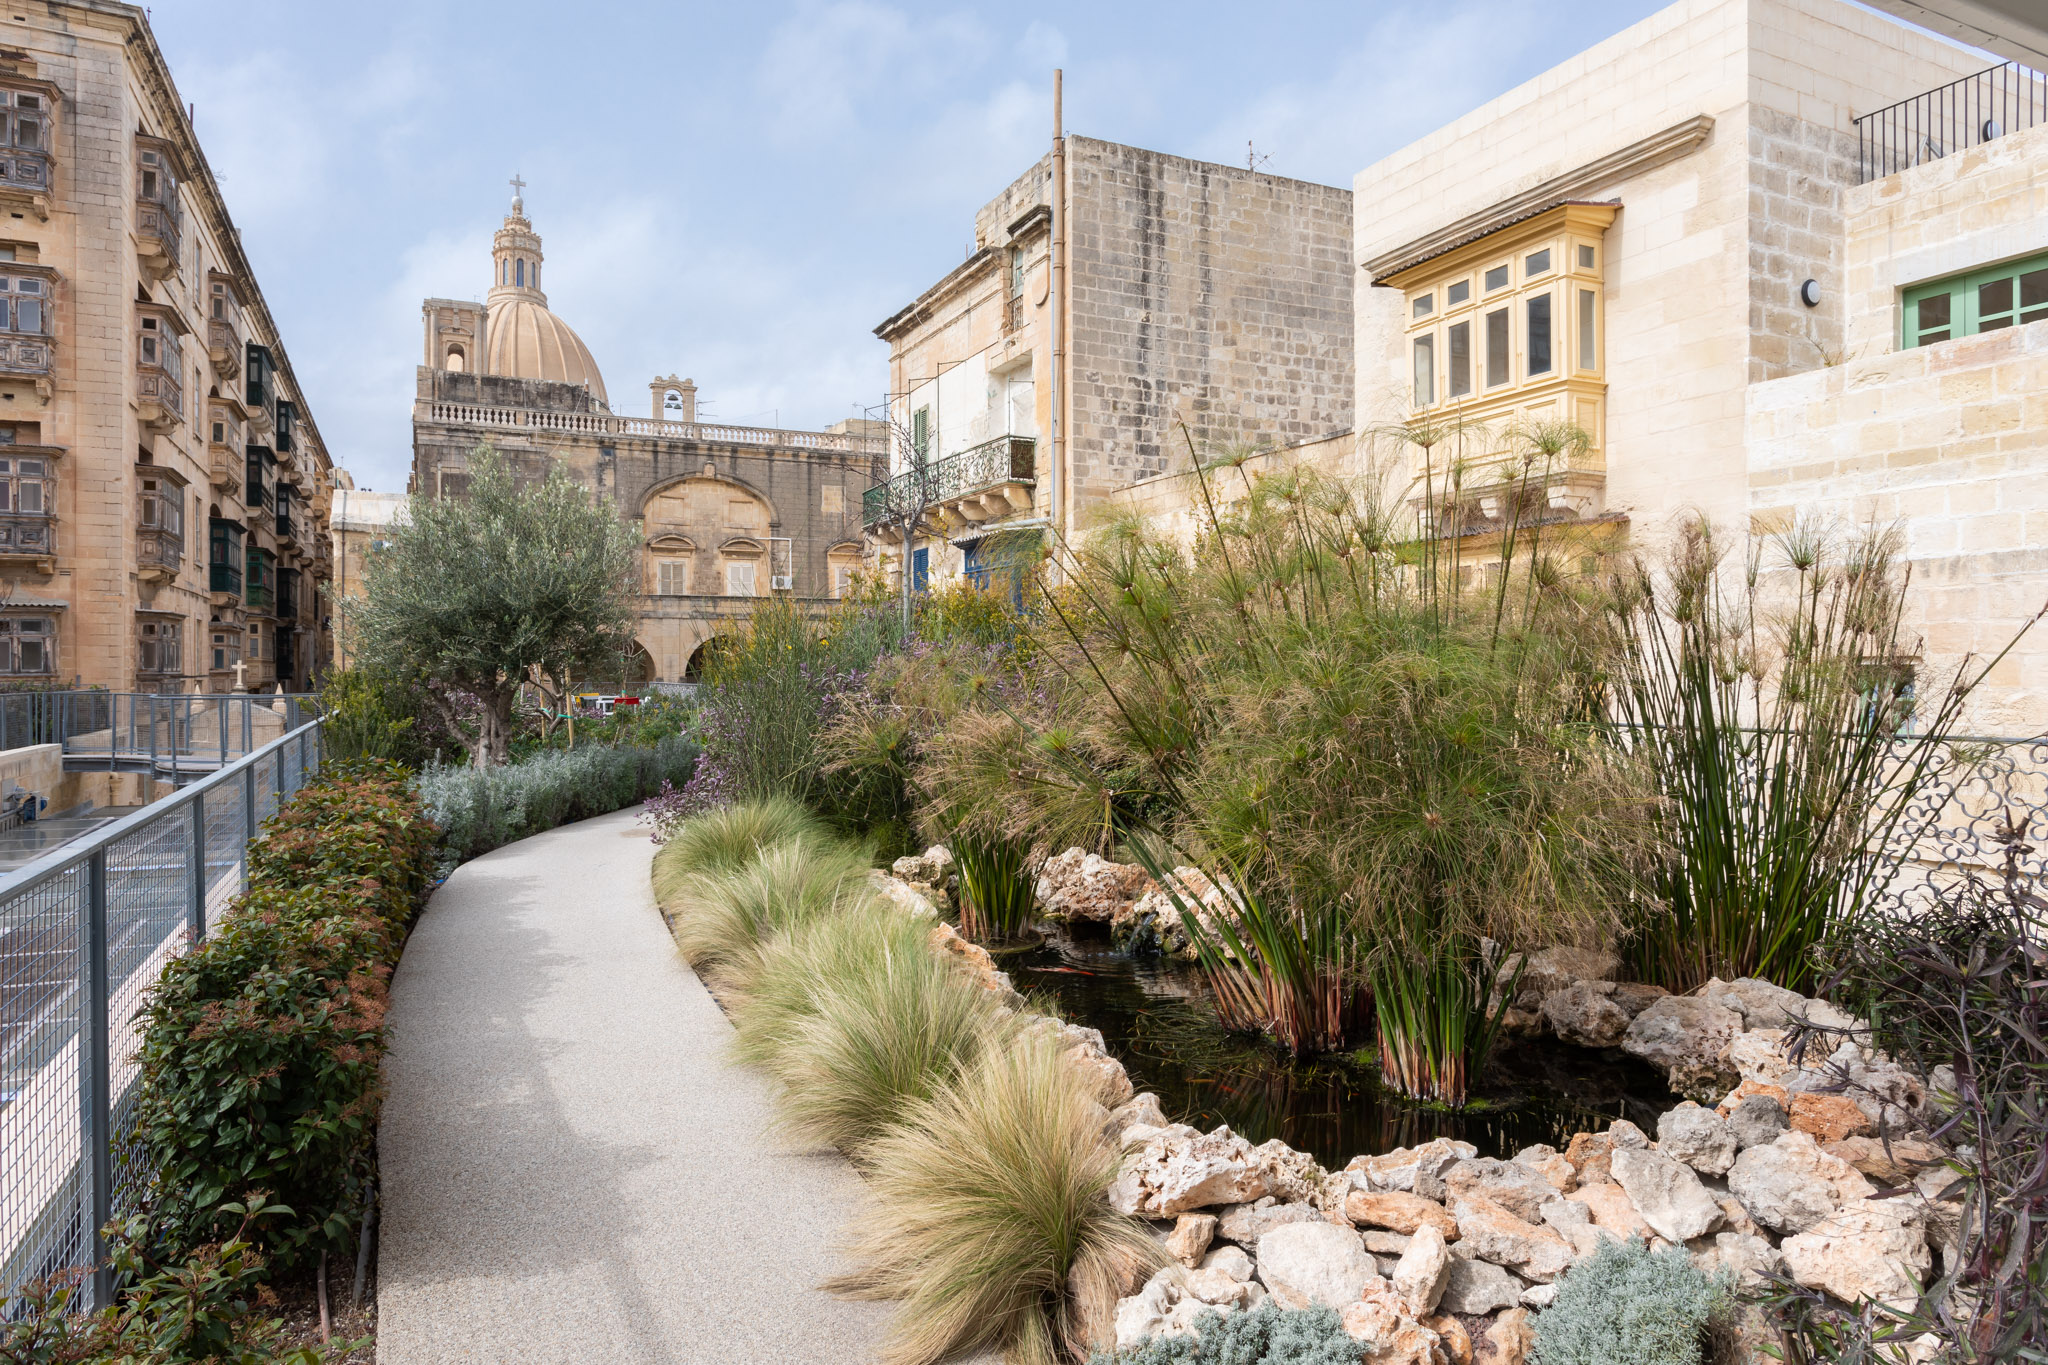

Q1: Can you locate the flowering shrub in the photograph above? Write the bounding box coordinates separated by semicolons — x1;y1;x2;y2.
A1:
130;761;436;1271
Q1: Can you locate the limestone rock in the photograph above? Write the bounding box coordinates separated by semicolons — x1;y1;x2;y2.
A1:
1790;1092;1876;1142
1538;1195;1610;1261
1339;1281;1444;1364
1689;1230;1782;1289
1608;1118;1653;1149
1780;1198;1932;1306
1623;996;1744;1100
1511;1144;1577;1193
927;919;1025;1005
1822;1135;1944;1185
1113;1266;1187;1348
1392;1224;1453;1315
1439;1254;1526;1314
1701;976;1807;1031
1425;1312;1472;1365
1445;1158;1560;1223
1185;1264;1254;1306
871;869;942;919
1347;1189;1460;1241
1566;1179;1652;1240
890;845;955;899
1362;1229;1414;1255
1255;1220;1381;1310
1167;1213;1217;1267
1216;1196;1317;1247
1656;1101;1738;1176
1562;1131;1616;1187
1611;1148;1724;1242
1727;1131;1876;1235
1450;1194;1574;1282
1247;1137;1331;1207
1500;945;1622;1008
1199;1242;1254;1282
1476;1307;1536;1365
1110;1126;1273;1218
1034;847;1151;923
1114;1092;1169;1132
1726;1094;1791;1150
1541;980;1634;1048
1348;1138;1476;1196
1611;981;1672;1019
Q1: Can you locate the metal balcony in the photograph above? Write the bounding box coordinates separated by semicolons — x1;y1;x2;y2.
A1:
863;434;1036;538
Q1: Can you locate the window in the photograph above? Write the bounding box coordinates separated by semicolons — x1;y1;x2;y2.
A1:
210;630;239;671
1484;264;1509;292
515;258;524;287
137;145;175;206
0;615;51;674
1411;292;1434;319
2;90;41;152
1446;279;1470;306
209;518;243;595
1578;244;1596;269
247;623;261;661
1412;334;1434;406
1527;293;1553;376
139;314;166;365
0;275;43;333
1447;320;1471;398
210;280;230;320
725;560;756;597
1904;252;2048;347
138;619;180;674
912;407;930;462
1485;308;1510;387
0;456;48;513
1578;289;1598;371
139;475;183;536
657;559;687;595
1525;248;1551;276
911;546;929;593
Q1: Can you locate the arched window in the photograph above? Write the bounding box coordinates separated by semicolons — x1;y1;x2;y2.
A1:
499;260;506;285
516;258;525;287
445;345;466;373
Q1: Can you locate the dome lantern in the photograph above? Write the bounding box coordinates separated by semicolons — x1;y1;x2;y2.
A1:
481;178;609;405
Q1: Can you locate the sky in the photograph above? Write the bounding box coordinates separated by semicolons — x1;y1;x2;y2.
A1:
146;0;1699;493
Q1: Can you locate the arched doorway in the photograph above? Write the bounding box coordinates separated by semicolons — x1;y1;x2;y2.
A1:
683;637;730;683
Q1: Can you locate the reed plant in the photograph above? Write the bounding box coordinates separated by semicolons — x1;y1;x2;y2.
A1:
828;1029;1164;1365
664;836;877;993
951;826;1039;942
1604;517;2039;993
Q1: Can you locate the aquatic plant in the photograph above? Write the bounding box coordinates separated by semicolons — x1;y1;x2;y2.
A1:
951;825;1038;941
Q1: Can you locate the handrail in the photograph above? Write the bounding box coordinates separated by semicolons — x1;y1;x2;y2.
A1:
1855;60;2048;183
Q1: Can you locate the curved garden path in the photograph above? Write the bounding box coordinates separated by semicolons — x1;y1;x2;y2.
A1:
376;806;894;1364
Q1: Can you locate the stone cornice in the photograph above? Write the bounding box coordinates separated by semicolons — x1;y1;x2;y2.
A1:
874;247;999;342
1362;114;1715;281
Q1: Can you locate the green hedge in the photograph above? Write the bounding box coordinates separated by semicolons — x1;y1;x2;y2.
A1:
417;735;698;863
129;760;437;1269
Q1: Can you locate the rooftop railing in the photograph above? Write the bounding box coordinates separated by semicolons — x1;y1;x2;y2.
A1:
1856;60;2048;184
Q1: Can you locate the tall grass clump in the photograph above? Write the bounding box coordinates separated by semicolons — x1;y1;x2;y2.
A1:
920;424;1649;1104
665;836;877;992
652;794;826;882
1605;516;2041;993
951;826;1039;942
736;900;1016;1158
418;734;698;862
828;1030;1164;1365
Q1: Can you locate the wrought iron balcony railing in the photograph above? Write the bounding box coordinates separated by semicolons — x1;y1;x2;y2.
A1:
1857;61;2048;184
863;434;1036;529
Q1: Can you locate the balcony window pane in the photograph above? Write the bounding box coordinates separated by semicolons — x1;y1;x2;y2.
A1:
1915;292;1951;345
1447;320;1471;397
1485;308;1510;386
2018;267;2048;324
1412;334;1435;406
1527;293;1552;375
1484;264;1509;292
1411;293;1433;319
1446;279;1470;306
15;298;36;334
1979;277;2015;329
17;480;39;513
1578;244;1595;269
15;116;37;150
1525;248;1551;276
1579;288;1597;370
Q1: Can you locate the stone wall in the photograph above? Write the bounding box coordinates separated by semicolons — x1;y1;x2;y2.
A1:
1066;138;1353;502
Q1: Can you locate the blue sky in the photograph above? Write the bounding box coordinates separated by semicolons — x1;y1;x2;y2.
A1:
150;0;1692;493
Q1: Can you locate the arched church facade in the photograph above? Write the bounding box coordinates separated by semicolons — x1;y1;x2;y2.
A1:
411;184;884;682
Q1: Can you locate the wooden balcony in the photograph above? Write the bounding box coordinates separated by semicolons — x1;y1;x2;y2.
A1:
0;331;53;399
137;528;182;583
0;512;54;572
207;317;241;378
136;200;180;281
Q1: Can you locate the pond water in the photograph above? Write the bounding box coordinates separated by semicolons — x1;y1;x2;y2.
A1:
1010;926;1678;1168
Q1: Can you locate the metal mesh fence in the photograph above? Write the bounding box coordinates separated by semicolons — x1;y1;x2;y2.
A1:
0;719;324;1312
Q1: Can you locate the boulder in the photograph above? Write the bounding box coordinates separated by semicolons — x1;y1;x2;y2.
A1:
1445;1158;1561;1223
1610;1148;1724;1242
1780;1198;1932;1307
1339;1281;1445;1365
1114;1092;1169;1132
1361;1229;1413;1255
1426;1312;1473;1365
1611;982;1672;1019
1439;1256;1526;1315
1538;1196;1610;1262
871;870;943;918
1110;1126;1273;1217
1167;1213;1217;1267
1116;865;1243;958
927;919;1025;1005
1346;1189;1460;1241
1185;1264;1256;1306
1113;1266;1187;1348
1790;1092;1876;1143
1541;981;1633;1048
1656;1102;1738;1176
1622;996;1744;1100
1500;946;1622;1008
1566;1179;1652;1240
1511;1144;1576;1194
1701;976;1807;1031
1562;1131;1616;1186
1822;1135;1944;1185
1608;1118;1653;1149
1475;1307;1536;1365
1450;1195;1574;1282
890;845;954;891
1348;1138;1476;1197
1727;1131;1875;1235
1689;1230;1782;1289
1034;847;1151;923
1199;1242;1255;1281
1247;1137;1332;1208
1726;1094;1791;1150
1216;1197;1318;1247
1391;1224;1453;1315
1255;1221;1381;1310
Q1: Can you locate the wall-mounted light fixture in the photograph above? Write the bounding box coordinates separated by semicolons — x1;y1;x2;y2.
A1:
1799;278;1821;308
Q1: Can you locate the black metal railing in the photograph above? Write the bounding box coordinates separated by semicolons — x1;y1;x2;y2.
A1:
862;434;1036;528
1857;61;2048;184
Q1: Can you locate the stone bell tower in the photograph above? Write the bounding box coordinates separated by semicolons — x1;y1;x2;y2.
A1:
651;375;697;423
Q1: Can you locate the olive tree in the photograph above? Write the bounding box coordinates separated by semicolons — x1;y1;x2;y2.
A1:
350;444;641;766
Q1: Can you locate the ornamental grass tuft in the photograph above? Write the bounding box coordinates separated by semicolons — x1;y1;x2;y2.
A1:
664;835;876;993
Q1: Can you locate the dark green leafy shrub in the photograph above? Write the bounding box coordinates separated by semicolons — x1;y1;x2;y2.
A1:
1088;1303;1362;1364
1532;1237;1728;1365
130;763;434;1270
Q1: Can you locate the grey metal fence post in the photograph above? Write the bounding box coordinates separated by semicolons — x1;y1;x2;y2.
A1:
244;760;257;853
82;848;113;1310
190;788;208;940
241;700;251;758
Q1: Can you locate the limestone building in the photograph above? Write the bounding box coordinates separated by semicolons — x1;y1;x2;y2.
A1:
0;1;336;693
412;188;880;681
1347;0;2048;732
871;135;1352;587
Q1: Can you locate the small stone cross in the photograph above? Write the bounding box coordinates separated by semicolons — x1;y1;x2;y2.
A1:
509;174;526;209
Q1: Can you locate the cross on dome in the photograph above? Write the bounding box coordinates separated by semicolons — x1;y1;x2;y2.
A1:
509;173;526;215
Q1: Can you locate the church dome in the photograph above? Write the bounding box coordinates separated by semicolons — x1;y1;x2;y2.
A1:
482;183;609;404
485;296;608;404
